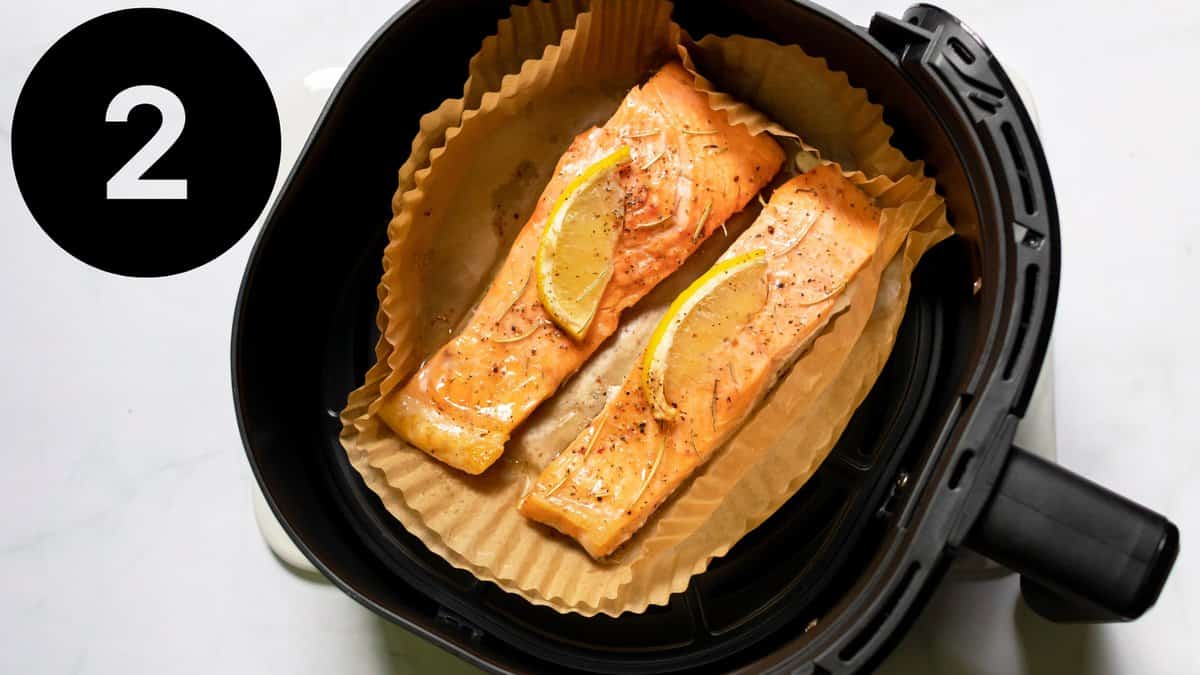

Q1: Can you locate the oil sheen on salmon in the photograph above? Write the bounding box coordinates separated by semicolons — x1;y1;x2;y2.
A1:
520;167;881;557
378;62;785;474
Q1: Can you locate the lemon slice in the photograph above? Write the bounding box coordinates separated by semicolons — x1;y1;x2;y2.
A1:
641;249;769;421
536;146;632;339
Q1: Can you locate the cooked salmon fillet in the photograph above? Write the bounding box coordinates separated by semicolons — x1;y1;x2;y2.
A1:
519;167;881;558
379;62;785;474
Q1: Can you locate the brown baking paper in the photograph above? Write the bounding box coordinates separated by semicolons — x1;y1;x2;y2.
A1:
393;0;587;203
341;0;952;615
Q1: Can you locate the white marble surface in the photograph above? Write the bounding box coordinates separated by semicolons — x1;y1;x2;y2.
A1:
1;1;1196;673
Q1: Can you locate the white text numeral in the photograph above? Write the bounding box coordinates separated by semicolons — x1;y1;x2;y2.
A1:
105;85;187;200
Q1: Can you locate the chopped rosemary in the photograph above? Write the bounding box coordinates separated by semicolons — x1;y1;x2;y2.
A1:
624;128;662;138
629;438;666;507
639;149;665;171
691;200;713;242
634;213;673;230
546;411;608;495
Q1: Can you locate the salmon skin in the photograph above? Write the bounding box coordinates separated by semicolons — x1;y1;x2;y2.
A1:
379;62;785;474
519;166;881;558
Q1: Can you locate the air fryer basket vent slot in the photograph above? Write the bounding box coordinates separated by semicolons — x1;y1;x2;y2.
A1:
948;449;975;490
947;37;975;64
1001;121;1036;216
1002;264;1039;381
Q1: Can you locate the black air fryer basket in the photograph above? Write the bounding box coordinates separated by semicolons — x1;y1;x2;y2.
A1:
233;1;1181;672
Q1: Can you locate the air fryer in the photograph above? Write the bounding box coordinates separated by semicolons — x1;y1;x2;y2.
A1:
232;1;1181;673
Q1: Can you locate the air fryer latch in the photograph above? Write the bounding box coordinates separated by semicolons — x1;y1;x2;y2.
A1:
870;6;1014;126
870;3;1058;262
867;13;933;57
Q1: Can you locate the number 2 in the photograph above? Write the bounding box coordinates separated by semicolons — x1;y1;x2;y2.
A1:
105;85;187;200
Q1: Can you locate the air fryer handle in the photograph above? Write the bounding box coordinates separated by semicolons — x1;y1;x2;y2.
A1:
966;447;1179;622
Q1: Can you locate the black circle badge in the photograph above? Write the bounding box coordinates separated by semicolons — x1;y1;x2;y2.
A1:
12;9;280;277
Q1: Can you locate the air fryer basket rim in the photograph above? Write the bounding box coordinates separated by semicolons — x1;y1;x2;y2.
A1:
232;1;1175;673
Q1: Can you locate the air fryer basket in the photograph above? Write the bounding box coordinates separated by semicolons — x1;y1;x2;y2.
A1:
233;1;1180;673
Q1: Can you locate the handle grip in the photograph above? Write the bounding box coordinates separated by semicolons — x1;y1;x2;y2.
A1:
966;447;1179;622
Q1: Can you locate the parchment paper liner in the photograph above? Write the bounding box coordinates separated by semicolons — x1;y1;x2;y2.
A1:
392;0;587;204
341;0;952;615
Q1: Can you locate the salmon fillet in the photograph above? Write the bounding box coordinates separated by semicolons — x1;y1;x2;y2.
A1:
519;166;881;558
379;62;785;474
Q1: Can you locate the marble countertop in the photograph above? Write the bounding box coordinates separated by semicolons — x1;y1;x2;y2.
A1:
1;1;1196;673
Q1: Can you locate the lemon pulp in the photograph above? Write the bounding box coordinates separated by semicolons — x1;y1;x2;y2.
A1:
641;249;769;421
536;146;632;339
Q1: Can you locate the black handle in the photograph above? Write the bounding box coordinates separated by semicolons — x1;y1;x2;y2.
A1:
966;447;1179;622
